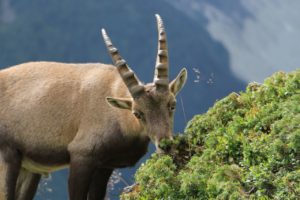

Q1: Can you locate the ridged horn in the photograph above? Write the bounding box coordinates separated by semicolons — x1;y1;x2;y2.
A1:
154;14;169;91
101;29;145;98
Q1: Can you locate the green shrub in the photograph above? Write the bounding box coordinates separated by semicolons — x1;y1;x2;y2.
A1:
121;70;300;200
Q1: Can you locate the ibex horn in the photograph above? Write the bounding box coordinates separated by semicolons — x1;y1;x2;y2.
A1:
154;14;169;91
101;29;145;98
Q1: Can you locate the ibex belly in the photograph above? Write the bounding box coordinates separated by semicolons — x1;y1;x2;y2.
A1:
22;157;69;175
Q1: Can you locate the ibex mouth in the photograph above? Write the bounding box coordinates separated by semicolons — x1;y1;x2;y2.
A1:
155;144;165;154
156;149;164;154
155;137;174;154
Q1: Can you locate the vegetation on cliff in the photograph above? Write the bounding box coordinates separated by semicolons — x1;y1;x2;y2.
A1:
122;70;300;200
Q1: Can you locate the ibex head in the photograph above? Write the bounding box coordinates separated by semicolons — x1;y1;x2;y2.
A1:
102;14;187;151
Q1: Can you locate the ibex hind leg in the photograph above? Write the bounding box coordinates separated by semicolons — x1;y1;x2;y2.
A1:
0;147;21;200
15;168;41;200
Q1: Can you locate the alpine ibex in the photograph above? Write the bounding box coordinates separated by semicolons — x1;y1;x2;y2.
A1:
0;14;187;200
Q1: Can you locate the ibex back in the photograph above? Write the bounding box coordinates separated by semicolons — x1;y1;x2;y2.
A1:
0;15;187;200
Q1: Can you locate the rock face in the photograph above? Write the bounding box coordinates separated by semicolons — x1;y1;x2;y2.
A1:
122;70;300;200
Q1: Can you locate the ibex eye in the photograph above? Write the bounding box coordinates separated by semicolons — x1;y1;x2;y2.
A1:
169;102;176;111
133;111;143;119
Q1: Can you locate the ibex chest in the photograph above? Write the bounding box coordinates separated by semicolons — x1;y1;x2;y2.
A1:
95;134;150;168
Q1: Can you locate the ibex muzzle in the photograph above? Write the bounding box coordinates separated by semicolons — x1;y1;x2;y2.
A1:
0;14;187;199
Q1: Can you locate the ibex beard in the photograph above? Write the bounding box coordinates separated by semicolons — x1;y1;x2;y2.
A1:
0;14;187;200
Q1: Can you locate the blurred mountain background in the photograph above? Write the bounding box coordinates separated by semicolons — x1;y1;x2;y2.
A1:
0;0;299;199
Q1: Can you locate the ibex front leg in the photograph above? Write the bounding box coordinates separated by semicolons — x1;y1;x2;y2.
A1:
68;156;95;200
88;168;113;200
0;147;21;200
15;168;41;200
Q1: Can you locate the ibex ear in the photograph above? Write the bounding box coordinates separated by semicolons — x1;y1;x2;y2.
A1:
169;68;188;96
106;97;132;110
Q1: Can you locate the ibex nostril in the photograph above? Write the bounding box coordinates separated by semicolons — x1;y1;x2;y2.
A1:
156;136;174;154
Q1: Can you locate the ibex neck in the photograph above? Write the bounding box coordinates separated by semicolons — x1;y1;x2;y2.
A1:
120;111;146;139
